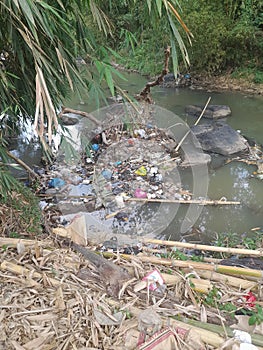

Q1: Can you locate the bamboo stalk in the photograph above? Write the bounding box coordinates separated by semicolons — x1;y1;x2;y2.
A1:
173;316;263;348
134;273;211;294
0;237;53;248
195;270;258;290
142;238;263;257
102;252;263;279
170;318;225;348
0;261;61;286
127;197;240;205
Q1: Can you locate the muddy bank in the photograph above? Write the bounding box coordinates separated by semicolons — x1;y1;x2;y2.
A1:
190;74;263;96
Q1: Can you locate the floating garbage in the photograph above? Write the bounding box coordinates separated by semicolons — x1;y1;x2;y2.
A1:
91;143;99;152
48;177;66;188
101;169;113;180
134;188;148;199
135;166;147;176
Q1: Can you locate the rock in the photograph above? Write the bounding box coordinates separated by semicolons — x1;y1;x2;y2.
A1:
163;73;175;82
191;122;248;156
163;73;191;87
60;114;79;125
181;149;211;167
185;105;231;119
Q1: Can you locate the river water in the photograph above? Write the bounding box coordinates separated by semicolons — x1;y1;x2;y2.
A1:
13;71;263;243
65;71;263;242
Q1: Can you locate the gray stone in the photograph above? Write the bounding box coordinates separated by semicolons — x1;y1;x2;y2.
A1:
181;149;211;167
60;114;79;125
185;105;231;119
191;122;248;156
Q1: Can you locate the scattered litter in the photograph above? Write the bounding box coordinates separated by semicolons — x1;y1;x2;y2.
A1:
48;177;65;188
142;269;165;291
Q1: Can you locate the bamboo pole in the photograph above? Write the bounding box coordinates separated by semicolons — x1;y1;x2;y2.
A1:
127;197;240;205
0;237;53;248
173;316;263;348
102;252;263;279
196;270;258;290
0;261;61;286
142;238;263;257
60;107;101;126
134;273;211;294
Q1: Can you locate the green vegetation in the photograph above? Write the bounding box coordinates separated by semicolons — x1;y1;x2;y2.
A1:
0;181;42;237
213;231;263;250
0;0;190;192
0;0;191;233
108;0;263;79
249;305;263;325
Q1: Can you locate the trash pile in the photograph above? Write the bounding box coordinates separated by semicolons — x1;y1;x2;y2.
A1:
38;104;196;237
1;234;263;350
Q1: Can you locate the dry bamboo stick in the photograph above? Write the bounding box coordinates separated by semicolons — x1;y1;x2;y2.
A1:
37;193;95;199
142;238;263;257
127;197;240;205
196;270;258;290
102;252;263;279
174;316;263;348
141;247;221;263
0;237;53;248
134;273;211;294
0;261;61;286
175;96;211;153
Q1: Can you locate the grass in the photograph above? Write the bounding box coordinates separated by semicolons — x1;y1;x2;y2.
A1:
231;67;263;84
0;182;43;237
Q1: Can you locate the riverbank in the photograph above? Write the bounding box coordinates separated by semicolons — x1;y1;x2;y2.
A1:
191;73;263;96
112;62;263;96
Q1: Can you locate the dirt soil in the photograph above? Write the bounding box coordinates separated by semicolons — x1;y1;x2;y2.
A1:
191;74;263;96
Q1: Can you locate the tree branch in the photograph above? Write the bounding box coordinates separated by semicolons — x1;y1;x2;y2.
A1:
138;46;171;103
59;107;101;126
6;151;39;179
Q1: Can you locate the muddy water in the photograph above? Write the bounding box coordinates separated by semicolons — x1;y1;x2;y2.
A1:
66;71;262;242
14;71;263;242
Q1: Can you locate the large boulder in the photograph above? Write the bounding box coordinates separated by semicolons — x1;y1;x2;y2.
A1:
191;122;248;156
185;105;231;119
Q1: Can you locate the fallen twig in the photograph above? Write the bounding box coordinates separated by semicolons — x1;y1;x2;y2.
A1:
175;96;211;152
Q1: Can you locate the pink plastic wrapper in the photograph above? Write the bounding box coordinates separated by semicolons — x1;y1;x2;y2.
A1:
142;269;164;291
134;188;148;198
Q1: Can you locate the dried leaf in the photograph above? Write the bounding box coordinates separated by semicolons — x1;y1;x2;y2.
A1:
55;286;66;310
231;315;255;333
